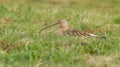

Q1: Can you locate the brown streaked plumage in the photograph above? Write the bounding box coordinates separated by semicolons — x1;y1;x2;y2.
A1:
39;19;106;39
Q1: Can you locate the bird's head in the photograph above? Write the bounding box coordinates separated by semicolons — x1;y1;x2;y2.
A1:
56;19;68;28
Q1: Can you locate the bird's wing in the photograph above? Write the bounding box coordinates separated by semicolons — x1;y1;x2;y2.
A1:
66;29;106;39
66;29;88;36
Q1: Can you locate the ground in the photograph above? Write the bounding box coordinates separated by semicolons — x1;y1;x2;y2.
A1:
0;0;120;67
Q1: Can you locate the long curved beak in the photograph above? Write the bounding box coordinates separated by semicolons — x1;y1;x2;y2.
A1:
39;22;58;33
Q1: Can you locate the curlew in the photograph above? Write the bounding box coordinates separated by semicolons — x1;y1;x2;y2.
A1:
39;19;106;39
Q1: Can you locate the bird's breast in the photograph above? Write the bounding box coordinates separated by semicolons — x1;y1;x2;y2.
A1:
55;30;65;36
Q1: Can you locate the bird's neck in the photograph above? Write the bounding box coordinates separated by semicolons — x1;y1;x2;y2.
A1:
60;26;69;32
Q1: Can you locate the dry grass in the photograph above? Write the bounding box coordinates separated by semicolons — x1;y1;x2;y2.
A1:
85;54;120;67
0;0;120;67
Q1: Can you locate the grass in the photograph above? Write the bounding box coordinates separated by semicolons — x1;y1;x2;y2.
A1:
0;0;120;67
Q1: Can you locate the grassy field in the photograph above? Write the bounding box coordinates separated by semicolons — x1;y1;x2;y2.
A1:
0;0;120;67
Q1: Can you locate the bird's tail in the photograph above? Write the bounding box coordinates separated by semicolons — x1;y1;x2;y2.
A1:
88;32;107;39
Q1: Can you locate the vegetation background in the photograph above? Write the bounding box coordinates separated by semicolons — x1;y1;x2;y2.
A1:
0;0;120;67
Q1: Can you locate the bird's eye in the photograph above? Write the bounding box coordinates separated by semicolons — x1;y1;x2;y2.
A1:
57;22;61;24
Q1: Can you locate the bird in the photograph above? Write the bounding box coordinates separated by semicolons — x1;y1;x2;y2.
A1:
39;19;106;39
